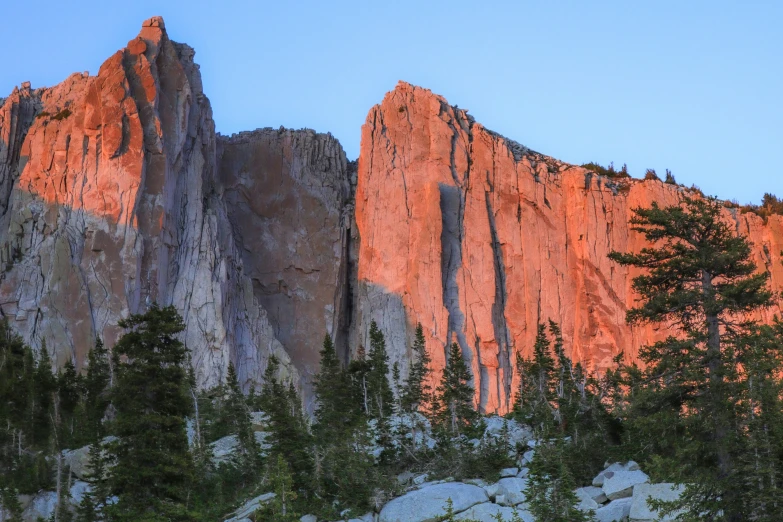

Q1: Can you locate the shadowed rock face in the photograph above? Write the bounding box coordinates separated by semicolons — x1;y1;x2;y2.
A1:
1;22;781;411
218;127;354;405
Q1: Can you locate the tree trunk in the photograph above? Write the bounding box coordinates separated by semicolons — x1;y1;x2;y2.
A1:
703;270;738;520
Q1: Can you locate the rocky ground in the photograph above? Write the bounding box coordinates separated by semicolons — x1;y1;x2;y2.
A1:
6;414;682;522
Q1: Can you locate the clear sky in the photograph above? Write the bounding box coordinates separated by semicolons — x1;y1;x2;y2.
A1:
2;1;780;204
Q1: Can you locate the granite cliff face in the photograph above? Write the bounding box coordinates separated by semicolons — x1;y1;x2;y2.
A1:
0;17;297;390
353;82;783;413
1;21;781;412
217;128;354;403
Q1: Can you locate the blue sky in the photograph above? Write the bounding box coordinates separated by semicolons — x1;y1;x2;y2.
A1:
2;1;780;204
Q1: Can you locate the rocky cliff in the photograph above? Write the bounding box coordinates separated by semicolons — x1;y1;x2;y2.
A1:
1;19;781;412
354;82;783;413
0;17;297;390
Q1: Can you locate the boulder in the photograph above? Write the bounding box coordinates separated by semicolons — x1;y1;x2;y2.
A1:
250;411;269;432
62;445;91;479
211;432;270;465
495;477;528;506
522;450;535;465
593;462;640;487
454;502;534;522
594;497;633;522
576;485;608;505
482;417;533;448
412;474;429;486
574;488;600;512
499;467;519;478
69;481;91;506
22;491;57;522
300;515;317;522
602;470;650;500
224;492;275;522
629;483;685;521
516;468;529;478
378;482;488;522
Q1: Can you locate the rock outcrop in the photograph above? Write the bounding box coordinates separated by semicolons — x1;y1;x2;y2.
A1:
218;127;354;400
1;20;781;409
0;17;295;389
353;81;783;414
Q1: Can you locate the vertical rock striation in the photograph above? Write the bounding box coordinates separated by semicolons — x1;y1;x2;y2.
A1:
354;81;783;414
0;17;295;389
1;22;781;408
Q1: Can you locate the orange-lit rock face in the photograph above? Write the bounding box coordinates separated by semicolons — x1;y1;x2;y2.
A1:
354;82;783;414
2;20;781;407
0;17;297;390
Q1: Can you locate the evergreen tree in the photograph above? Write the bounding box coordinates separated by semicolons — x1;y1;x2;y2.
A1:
400;323;433;415
434;343;477;435
526;438;591;522
224;361;260;470
313;334;377;512
56;359;83;448
104;304;196;521
608;195;777;521
255;455;300;522
82;338;110;441
31;342;56;449
315;334;361;435
259;356;312;490
514;324;556;433
348;345;371;416
366;321;394;422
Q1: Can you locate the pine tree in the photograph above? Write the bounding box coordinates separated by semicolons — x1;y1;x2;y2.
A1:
313;334;377;511
256;455;300;521
259;356;312;489
31;342;56;449
514;324;556;433
315;333;362;442
76;438;112;522
526;438;591;522
56;359;83;448
104;304;196;521
366;321;394;422
82;338;110;441
434;343;477;436
400;323;433;415
224;361;260;471
608;195;777;521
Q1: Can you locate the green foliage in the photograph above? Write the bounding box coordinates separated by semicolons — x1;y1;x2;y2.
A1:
434;343;478;436
581;161;630;179
525;438;592;522
51;108;72;121
104;304;197;521
255;455;300;521
513;321;615;512
664;168;677;184
400;323;433;416
314;334;382;515
738;192;783;222
609;195;781;521
366;321;395;422
644;168;660;181
77;439;111;522
82;338;111;441
258;356;312;491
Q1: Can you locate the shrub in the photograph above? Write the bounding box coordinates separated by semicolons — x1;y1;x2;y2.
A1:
52;108;72;121
581;161;631;179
